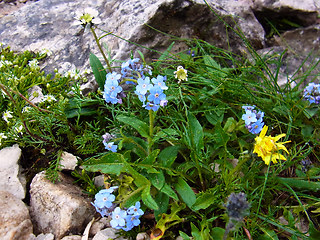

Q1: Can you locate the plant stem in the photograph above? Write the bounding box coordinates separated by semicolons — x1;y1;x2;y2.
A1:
90;27;112;72
256;162;271;216
148;109;155;155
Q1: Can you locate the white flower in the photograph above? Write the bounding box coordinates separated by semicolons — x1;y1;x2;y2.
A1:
74;7;101;26
0;60;12;69
2;110;13;123
28;59;39;69
174;66;188;83
43;95;56;102
0;133;7;145
22;106;32;113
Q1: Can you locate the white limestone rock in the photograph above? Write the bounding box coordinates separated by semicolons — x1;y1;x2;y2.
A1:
29;171;95;239
0;144;25;200
92;228;128;240
60;151;78;171
0;191;33;240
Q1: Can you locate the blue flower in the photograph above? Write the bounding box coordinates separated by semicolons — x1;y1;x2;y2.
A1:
91;188;118;217
241;105;265;134
104;73;123;104
148;85;166;105
93;189;116;209
123;215;141;231
242;110;257;125
249;119;264;134
136;77;152;95
110;207;127;229
303;82;320;104
152;75;168;90
104;142;118;152
144;102;160;111
121;58;151;84
127;201;144;216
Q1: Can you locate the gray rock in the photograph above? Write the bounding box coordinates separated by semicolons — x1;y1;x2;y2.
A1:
89;217;109;237
0;191;33;240
0;144;25;200
0;0;265;78
255;24;320;87
32;233;55;240
61;235;82;240
253;0;319;32
60;151;78;171
136;232;150;240
29;171;95;239
92;228;127;240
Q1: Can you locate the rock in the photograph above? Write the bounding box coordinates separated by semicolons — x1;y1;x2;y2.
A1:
93;174;105;188
89;217;109;237
0;0;264;82
0;144;25;199
108;0;265;61
253;0;319;36
32;233;55;240
29;171;95;239
92;228;128;240
60;151;78;171
61;236;82;240
136;232;150;240
0;191;33;240
255;24;320;87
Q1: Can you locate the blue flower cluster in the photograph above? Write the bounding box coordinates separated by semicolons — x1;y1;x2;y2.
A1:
303;82;320;104
121;58;152;84
91;187;118;217
241;105;264;134
103;58;168;112
92;188;144;232
135;75;168;111
103;72;125;104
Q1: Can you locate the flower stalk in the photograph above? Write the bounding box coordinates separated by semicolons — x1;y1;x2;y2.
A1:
90;27;112;72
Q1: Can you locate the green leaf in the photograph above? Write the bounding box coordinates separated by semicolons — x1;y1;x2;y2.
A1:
191;223;201;240
278;177;320;191
191;191;218;211
149;170;165;190
89;53;106;91
179;231;192;240
303;107;319;119
160;183;179;200
187;112;204;152
309;222;320;239
121;187;144;209
65;98;99;118
117;115;149;138
174;177;196;208
158;145;180;167
211;227;225;240
82;153;124;175
154;192;169;221
141;187;159;210
258;228;279;240
204;108;225;125
140;149;160;165
301;125;313;138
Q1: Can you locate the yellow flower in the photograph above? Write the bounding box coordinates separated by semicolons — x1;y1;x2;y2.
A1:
253;125;290;165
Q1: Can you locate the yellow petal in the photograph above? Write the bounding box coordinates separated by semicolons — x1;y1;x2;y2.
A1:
259;125;268;138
